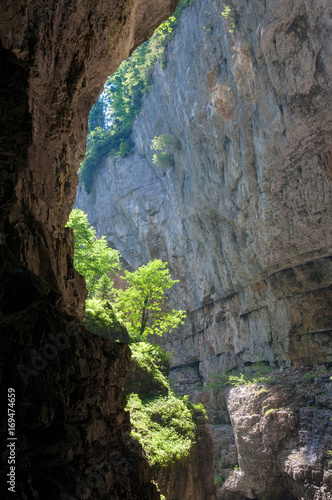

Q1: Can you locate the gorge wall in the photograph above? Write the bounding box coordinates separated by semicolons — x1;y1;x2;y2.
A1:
0;0;179;498
76;0;332;498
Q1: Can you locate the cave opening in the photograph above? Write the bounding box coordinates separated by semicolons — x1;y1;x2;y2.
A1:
1;0;332;499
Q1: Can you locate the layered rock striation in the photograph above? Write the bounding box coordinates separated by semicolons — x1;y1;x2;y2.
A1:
76;0;332;497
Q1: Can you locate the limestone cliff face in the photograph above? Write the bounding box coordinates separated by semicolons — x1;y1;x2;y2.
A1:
76;0;332;367
76;0;332;497
0;0;179;498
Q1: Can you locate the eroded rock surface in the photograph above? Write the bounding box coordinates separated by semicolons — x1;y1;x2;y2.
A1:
221;368;332;500
0;0;179;498
76;0;332;366
76;0;332;497
155;412;216;500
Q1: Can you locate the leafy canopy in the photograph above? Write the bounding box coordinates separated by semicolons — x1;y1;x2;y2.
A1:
66;209;121;297
113;260;186;341
67;210;185;344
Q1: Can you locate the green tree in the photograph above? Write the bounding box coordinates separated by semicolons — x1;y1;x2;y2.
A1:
95;273;113;301
88;95;106;132
113;260;186;342
66;209;121;297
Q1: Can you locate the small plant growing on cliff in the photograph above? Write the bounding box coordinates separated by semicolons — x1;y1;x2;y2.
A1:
113;259;186;342
151;134;180;168
264;408;278;417
327;450;332;468
206;362;275;392
214;476;224;487
203;25;213;35
220;2;236;33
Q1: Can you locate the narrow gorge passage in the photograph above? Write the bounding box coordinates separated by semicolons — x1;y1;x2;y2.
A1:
75;0;332;499
0;0;331;499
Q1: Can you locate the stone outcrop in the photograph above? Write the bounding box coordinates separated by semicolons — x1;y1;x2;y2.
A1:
125;352;216;499
221;367;332;500
76;0;332;497
155;412;216;500
0;0;179;498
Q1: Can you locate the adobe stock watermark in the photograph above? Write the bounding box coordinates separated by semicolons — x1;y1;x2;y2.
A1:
17;322;81;386
61;460;115;500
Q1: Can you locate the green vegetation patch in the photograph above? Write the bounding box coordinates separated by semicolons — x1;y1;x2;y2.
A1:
66;209;186;344
67;207;205;471
113;260;186;342
66;209;121;297
207;362;275;392
79;0;196;192
127;391;197;467
151;134;181;168
126;342;205;468
220;3;236;33
127;342;172;396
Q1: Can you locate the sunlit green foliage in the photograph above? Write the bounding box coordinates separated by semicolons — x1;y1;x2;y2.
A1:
94;272;113;301
79;0;196;192
131;342;172;379
67;207;204;471
113;260;186;342
220;2;236;33
126;342;206;468
67;210;185;344
151;134;180;167
83;297;119;336
207;362;275;392
127;391;196;467
66;209;121;297
66;209;125;339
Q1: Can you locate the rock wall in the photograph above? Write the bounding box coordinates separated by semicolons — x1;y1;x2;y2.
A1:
222;367;332;499
155;412;216;500
76;0;332;497
0;257;159;499
0;0;179;498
